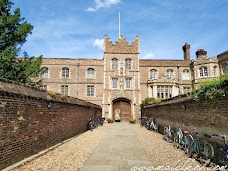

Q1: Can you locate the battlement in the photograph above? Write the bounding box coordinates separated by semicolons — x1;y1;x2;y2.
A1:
104;35;140;54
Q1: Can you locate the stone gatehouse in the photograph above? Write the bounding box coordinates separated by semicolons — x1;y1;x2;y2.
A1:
40;35;228;121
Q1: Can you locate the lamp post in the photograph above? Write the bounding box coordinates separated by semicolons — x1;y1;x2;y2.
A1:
177;64;180;95
76;62;80;97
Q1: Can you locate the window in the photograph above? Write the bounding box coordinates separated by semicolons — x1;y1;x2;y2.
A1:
213;66;217;76
166;69;173;78
112;78;118;89
87;68;94;78
62;68;69;78
223;65;228;74
157;86;172;99
150;69;157;79
125;59;131;69
61;85;68;95
40;85;47;90
183;87;191;94
112;58;118;69
87;86;94;96
199;67;208;77
183;69;190;80
41;67;48;78
125;78;131;89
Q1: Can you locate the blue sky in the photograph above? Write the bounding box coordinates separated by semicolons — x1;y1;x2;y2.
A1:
12;0;228;60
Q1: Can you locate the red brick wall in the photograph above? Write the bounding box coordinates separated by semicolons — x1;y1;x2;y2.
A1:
141;96;228;161
0;81;101;170
142;96;228;134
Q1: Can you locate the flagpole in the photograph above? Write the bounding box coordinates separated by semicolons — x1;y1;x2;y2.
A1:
119;12;120;38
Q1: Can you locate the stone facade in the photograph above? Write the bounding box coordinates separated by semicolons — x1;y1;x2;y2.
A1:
41;35;228;120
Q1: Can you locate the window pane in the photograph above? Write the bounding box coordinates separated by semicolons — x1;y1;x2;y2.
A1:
62;68;69;78
41;68;48;78
157;86;172;99
87;86;94;96
183;69;189;80
112;59;118;69
125;78;131;89
61;85;68;95
150;69;157;79
166;70;173;78
125;59;131;69
87;68;94;78
112;78;118;88
213;66;217;76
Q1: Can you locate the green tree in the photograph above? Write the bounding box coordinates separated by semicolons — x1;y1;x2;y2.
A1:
0;0;42;86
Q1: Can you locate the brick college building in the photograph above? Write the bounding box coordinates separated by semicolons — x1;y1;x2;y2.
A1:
41;35;228;121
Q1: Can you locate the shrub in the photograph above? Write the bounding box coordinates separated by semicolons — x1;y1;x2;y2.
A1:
107;118;113;123
129;119;136;124
191;74;228;100
141;98;162;107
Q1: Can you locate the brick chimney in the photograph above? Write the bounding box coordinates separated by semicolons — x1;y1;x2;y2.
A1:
182;43;190;60
196;49;207;59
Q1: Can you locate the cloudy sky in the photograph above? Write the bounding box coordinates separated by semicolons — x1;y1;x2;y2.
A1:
12;0;228;60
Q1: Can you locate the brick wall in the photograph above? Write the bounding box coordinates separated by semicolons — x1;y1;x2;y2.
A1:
141;96;228;160
0;81;102;170
142;96;228;134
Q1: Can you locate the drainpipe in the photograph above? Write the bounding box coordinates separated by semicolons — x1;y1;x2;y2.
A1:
177;64;180;95
76;62;80;97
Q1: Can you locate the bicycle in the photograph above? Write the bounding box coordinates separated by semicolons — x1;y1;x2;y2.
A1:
216;134;228;166
147;117;158;132
88;118;97;130
173;126;194;152
163;125;173;142
187;131;214;166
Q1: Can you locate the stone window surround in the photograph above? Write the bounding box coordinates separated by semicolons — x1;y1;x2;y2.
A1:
62;67;70;78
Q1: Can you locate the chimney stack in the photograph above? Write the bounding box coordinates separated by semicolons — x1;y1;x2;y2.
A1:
182;43;190;60
196;49;207;59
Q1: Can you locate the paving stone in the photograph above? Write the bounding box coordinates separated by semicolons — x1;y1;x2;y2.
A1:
79;122;153;171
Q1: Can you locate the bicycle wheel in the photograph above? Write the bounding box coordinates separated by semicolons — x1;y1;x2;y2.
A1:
184;134;194;152
186;140;194;158
200;143;214;166
173;134;180;148
217;148;228;165
163;127;168;141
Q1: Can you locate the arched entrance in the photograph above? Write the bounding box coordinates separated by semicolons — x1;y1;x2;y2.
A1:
112;98;131;122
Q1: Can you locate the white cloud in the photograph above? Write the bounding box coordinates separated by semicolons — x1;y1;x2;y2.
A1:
93;39;104;50
86;0;121;12
141;52;155;59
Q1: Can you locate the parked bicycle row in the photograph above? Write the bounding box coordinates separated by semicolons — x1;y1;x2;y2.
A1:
140;117;159;132
163;124;228;167
87;117;104;131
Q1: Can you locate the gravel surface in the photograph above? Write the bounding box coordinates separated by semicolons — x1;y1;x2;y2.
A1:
131;124;216;171
12;123;220;171
13;124;113;171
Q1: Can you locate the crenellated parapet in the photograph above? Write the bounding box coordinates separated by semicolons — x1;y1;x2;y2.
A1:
104;35;140;54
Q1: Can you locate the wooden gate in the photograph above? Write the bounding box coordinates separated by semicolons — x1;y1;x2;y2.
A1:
112;100;131;122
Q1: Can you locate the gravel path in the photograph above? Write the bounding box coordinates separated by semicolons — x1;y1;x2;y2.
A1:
131;124;215;171
13;124;113;171
12;123;218;171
